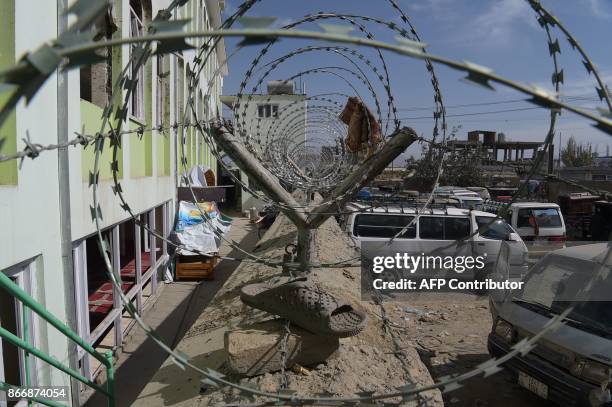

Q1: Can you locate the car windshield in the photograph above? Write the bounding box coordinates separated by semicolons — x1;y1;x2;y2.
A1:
475;216;513;240
517;207;562;228
513;255;612;335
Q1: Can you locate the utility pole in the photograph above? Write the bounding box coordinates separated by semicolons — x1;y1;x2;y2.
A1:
558;132;562;171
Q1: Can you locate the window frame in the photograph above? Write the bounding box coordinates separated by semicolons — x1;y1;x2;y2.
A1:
0;260;38;397
257;103;279;119
517;208;562;228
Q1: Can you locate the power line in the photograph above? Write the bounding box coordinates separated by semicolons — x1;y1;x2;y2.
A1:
396;103;602;121
397;106;539;120
384;94;601;112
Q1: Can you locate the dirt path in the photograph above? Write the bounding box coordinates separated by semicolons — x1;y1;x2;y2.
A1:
384;293;555;406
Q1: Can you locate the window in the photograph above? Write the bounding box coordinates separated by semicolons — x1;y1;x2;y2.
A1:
353;214;416;238
445;217;471;240
257;103;279;118
418;216;471;240
592;174;607;181
517;208;562;228
476;216;513;240
129;0;145;119
419;217;444;239
1;261;37;397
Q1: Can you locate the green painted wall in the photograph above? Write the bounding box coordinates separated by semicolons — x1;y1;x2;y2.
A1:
173;3;219;182
0;0;17;185
79;0;126;182
129;118;152;178
81;100;123;180
129;54;153;178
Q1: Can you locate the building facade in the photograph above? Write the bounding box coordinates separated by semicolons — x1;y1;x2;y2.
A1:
221;80;307;210
0;1;226;405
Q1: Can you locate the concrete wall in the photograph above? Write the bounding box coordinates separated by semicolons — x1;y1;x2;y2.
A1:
221;93;307;211
233;93;307;153
0;0;71;394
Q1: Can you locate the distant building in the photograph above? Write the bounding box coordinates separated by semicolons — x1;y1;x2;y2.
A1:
447;130;547;163
593;155;612;168
221;80;308;210
559;166;612;181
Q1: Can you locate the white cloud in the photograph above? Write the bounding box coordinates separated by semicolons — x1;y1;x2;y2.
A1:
586;0;612;18
531;70;612;98
468;0;537;46
404;0;462;21
408;0;456;13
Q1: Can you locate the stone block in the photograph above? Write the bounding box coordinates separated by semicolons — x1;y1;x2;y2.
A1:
225;319;339;376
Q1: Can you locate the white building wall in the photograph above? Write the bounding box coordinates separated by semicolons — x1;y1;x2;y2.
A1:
0;0;72;393
222;92;307;211
0;0;226;404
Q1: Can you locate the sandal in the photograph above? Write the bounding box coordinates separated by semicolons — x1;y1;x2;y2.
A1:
240;277;367;338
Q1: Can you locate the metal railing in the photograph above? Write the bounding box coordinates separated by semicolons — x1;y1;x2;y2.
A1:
0;272;115;407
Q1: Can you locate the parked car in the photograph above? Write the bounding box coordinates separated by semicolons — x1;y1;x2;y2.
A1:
466;186;492;200
433;186;479;198
452;194;485;210
433;187;485;210
488;243;612;407
503;202;566;257
343;203;528;277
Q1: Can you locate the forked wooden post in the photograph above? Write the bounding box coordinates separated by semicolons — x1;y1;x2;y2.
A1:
211;123;308;229
211;123;417;272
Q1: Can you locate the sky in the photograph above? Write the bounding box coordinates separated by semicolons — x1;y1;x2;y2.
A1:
219;0;612;161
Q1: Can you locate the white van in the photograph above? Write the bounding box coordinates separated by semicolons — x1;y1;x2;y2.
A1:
488;244;612;406
343;203;529;276
504;202;566;256
452;194;485;210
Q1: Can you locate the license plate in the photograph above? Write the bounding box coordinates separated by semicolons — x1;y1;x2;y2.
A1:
518;371;548;399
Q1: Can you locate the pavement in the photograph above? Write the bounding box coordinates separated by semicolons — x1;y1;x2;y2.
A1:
83;216;258;407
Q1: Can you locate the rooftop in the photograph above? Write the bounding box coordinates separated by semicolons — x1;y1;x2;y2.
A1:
509;202;560;208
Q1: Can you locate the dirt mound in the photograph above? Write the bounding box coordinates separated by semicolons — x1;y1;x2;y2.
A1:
135;212;442;406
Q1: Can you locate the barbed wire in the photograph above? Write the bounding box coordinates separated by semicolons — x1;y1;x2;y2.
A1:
1;0;612;405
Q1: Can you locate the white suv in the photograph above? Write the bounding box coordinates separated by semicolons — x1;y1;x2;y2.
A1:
502;202;566;257
343;203;529;277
